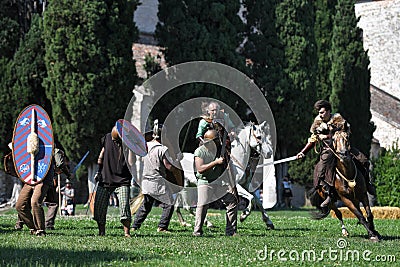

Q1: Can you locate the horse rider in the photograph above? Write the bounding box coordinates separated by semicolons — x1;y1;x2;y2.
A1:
296;100;375;208
196;101;235;147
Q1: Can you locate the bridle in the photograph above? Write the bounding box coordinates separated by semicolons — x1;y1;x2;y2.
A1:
249;123;264;158
331;131;357;187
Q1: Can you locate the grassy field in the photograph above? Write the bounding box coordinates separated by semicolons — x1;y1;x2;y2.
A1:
0;205;399;266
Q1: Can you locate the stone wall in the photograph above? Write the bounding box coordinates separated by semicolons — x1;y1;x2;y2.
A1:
355;0;400;149
355;0;400;99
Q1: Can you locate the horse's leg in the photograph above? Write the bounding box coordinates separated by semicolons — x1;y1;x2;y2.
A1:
174;194;192;227
331;205;349;237
340;197;378;240
175;207;187;226
252;192;275;230
236;184;253;222
361;197;381;240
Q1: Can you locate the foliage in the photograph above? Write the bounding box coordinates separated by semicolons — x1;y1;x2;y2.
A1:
0;207;399;266
143;53;162;79
0;17;20;60
272;0;317;158
156;0;245;68
155;0;248;128
329;0;374;155
314;0;337;101
0;58;15;167
0;15;49;167
372;142;400;207
154;0;249;153
42;0;139;164
288;152;317;187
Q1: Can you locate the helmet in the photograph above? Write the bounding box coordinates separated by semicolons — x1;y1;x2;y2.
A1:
203;129;218;143
111;126;120;140
152;119;164;139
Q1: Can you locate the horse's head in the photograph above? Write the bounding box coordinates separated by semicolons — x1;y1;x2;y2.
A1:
332;131;351;161
248;121;273;159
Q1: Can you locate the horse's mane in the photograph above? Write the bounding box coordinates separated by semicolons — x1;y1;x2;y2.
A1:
331;114;350;133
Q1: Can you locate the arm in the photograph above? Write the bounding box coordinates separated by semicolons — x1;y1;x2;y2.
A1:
94;147;104;182
62;189;74;198
196;119;208;139
194;156;224;174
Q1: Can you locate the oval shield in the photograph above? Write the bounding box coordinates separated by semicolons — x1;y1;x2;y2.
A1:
12;105;54;185
116;119;147;157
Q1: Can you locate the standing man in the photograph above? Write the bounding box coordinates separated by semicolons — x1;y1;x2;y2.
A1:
60;179;75;215
93;124;135;237
132;121;183;233
196;101;235;144
192;129;238;237
44;148;71;230
15;146;70;236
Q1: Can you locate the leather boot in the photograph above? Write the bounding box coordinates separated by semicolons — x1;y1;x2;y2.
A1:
320;186;331;208
364;173;376;196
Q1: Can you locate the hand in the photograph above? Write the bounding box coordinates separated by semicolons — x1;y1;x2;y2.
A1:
214;157;224;165
296;152;305;159
94;171;102;182
318;134;329;140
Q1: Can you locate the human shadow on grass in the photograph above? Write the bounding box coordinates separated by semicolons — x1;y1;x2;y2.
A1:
0;247;157;265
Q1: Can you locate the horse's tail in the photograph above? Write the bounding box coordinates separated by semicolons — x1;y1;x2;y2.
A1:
307;187;331;220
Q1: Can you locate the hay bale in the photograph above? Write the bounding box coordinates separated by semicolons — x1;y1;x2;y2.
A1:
330;206;400;219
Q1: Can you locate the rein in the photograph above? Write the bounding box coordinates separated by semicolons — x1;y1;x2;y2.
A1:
335;161;357;188
322;133;357;188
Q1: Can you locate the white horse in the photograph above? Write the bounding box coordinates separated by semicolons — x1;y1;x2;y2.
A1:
230;121;275;229
175;122;275;230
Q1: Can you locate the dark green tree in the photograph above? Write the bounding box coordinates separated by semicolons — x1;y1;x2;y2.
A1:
272;0;317;157
314;0;337;100
42;0;139;163
372;143;400;207
143;53;162;79
155;0;247;121
12;14;49;110
0;14;48;166
154;0;249;153
329;0;374;155
0;0;22;60
243;0;317;184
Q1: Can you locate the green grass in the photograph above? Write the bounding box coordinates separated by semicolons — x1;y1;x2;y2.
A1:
0;205;399;266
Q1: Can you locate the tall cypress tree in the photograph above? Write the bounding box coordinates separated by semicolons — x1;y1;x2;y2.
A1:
0;0;23;157
43;0;139;162
0;14;47;166
154;0;248;153
329;0;374;154
274;0;317;157
12;14;49;110
314;0;337;100
157;0;245;68
155;0;247;119
244;0;317;184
